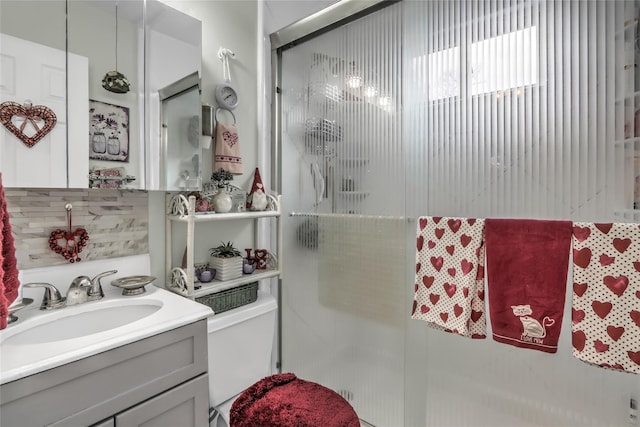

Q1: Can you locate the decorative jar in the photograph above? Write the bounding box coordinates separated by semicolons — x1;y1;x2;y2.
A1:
212;187;233;213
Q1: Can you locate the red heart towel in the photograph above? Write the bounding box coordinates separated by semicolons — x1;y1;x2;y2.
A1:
485;219;572;353
214;120;243;175
571;222;640;374
411;217;487;339
0;173;20;329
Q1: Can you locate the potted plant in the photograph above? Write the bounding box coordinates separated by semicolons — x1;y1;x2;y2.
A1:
209;241;243;280
210;169;234;213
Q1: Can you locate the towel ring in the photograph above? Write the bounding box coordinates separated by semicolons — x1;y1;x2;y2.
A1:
215;107;236;126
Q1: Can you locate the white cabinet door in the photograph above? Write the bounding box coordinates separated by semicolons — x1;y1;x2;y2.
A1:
0;33;88;188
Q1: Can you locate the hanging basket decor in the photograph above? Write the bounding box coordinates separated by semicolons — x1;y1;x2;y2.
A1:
0;101;57;148
102;0;130;94
102;70;130;94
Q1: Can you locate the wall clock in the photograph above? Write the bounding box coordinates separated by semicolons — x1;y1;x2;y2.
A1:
215;82;238;110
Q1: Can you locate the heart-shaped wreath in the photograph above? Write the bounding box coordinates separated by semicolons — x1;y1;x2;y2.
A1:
49;228;89;263
48;204;89;263
0;101;57;148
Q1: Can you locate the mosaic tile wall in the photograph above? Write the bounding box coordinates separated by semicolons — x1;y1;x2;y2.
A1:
5;189;149;269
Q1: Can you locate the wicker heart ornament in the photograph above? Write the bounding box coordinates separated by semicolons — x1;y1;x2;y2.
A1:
0;101;57;148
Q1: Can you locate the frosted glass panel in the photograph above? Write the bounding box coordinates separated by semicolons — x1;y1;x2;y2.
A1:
279;4;405;427
404;0;635;222
404;0;640;425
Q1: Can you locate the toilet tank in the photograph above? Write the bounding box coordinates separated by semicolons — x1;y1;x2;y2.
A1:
207;290;277;407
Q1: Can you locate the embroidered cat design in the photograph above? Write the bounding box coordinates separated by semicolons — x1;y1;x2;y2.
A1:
511;304;555;339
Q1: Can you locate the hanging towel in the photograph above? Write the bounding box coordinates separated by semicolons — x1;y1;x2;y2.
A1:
411;216;487;339
213;114;242;175
485;219;572;353
571;222;640;374
0;173;20;329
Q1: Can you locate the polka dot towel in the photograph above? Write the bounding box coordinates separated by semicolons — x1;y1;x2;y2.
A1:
411;217;486;339
572;222;640;374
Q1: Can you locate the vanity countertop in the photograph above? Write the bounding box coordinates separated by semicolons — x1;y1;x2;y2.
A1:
0;284;212;385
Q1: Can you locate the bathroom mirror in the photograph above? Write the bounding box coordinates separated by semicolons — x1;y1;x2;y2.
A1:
155;73;202;191
0;1;80;188
68;0;145;189
144;0;203;191
0;0;202;190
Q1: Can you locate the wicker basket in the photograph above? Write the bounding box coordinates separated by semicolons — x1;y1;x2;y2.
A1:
196;282;258;314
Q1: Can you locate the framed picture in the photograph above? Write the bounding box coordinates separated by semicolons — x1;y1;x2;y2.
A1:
89;99;129;162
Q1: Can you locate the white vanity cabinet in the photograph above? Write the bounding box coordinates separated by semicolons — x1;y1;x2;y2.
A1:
0;320;209;427
165;193;283;300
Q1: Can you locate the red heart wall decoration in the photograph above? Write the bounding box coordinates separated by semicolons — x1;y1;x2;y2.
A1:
49;228;89;263
0;101;57;148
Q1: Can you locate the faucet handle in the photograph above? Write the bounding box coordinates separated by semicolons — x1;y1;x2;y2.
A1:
87;270;117;301
23;283;66;310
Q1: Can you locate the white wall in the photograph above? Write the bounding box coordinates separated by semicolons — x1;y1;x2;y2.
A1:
149;1;261;284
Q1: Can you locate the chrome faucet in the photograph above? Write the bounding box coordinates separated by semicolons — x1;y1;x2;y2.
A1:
87;270;117;301
23;269;118;310
66;276;91;306
23;283;66;310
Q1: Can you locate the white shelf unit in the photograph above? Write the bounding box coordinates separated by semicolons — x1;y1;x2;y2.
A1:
165;193;282;300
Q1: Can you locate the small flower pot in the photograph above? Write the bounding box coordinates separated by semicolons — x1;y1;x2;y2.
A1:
197;268;216;282
209;255;242;281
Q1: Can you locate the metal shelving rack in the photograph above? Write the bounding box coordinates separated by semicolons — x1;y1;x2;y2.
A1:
165;193;282;300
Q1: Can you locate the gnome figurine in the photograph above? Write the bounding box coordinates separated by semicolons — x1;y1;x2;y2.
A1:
247;168;268;211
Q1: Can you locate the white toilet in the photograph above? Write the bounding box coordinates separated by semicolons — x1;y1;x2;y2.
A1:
206;290;278;427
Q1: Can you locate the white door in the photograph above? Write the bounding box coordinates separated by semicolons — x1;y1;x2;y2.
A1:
0;33;88;188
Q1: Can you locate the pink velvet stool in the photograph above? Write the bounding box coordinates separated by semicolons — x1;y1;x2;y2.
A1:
230;373;360;427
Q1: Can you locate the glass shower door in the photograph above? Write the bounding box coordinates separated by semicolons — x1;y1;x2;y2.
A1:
278;4;407;426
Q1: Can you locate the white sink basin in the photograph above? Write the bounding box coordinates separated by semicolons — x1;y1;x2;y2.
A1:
2;302;162;346
0;285;212;385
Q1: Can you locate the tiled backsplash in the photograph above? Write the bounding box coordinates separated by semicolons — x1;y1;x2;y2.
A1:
5;189;149;269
